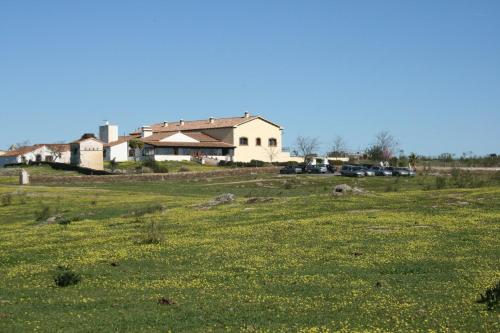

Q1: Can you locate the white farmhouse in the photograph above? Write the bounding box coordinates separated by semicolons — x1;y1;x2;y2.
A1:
0;144;70;167
70;134;104;170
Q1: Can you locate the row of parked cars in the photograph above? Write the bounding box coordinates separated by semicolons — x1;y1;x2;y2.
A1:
280;164;416;177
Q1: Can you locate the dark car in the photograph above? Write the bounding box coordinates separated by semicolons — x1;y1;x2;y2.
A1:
394;168;416;177
280;165;303;174
326;164;336;173
305;164;328;174
340;165;365;177
391;167;410;176
369;166;393;176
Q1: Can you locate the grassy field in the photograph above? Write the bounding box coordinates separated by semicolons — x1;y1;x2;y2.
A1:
104;160;221;173
0;172;499;332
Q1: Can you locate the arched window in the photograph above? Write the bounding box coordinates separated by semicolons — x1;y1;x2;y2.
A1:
239;137;248;146
256;138;261;146
268;138;277;147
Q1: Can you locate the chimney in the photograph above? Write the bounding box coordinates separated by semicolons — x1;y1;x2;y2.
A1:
244;111;250;118
179;119;185;126
141;126;153;138
209;117;215;124
99;122;118;143
163;121;168;127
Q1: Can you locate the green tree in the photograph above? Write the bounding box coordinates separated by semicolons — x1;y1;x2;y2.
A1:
128;139;144;162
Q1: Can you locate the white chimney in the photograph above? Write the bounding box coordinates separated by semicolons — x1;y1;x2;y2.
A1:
163;121;169;127
99;122;118;143
179;119;185;126
209;117;215;124
244;111;250;118
141;126;153;138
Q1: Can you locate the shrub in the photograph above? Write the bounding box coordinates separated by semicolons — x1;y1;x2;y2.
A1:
1;193;13;206
178;166;190;172
435;176;447;189
284;182;293;190
35;205;52;221
54;266;81;287
249;160;266;167
143;160;169;173
139;221;165;244
477;280;500;311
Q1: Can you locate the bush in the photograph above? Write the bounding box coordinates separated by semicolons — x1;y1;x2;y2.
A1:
1;193;13;206
249;160;266;167
35;205;52;221
54;266;81;287
143;160;169;173
477;280;500;311
178;166;190;172
435;176;447;189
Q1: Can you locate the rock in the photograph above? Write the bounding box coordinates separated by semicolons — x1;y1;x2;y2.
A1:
332;184;352;196
213;193;235;204
197;193;235;209
19;169;30;185
352;187;367;194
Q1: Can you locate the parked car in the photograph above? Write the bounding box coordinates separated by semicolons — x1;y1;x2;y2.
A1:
359;166;375;176
399;167;416;177
340;165;365;177
326;164;336;173
305;164;328;174
392;167;410;176
280;165;303;174
369;166;393;176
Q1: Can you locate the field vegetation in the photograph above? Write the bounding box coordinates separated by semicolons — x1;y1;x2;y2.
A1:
0;171;499;332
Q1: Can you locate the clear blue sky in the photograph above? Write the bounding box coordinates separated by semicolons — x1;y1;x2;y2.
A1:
1;0;499;156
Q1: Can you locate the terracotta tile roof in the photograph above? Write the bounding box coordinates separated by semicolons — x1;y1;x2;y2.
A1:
130;115;282;135
142;141;234;148
43;144;70;152
1;145;42;157
143;131;220;143
103;135;139;148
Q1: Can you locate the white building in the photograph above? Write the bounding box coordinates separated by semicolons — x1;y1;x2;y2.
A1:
70;134;104;170
0;144;70;167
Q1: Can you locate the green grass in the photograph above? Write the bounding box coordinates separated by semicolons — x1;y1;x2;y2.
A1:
0;174;499;332
1;165;80;176
105;160;221;173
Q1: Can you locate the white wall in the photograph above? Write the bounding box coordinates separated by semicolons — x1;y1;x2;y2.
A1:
153;155;192;162
107;142;129;162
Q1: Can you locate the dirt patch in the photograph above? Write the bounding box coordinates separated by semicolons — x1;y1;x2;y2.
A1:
245;197;274;204
366;226;395;233
158;297;176;305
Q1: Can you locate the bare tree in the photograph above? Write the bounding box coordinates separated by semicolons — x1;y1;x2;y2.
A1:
9;140;31;151
265;146;280;163
295;136;320;161
328;135;347;157
373;131;399;161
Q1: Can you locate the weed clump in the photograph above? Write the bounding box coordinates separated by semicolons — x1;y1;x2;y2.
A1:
477;280;500;311
138;221;165;244
54;266;81;287
435;176;447;189
1;193;13;206
178;166;190;172
143;160;169;173
35;205;53;221
130;204;166;217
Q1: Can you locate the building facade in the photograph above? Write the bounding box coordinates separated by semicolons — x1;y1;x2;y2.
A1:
70;134;104;170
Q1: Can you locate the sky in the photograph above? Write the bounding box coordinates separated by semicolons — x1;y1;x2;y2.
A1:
1;0;499;156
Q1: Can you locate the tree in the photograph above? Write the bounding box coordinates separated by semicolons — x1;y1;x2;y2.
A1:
368;131;399;162
328;135;347;157
128;139;144;162
408;153;418;169
295;136;320;162
264;146;280;163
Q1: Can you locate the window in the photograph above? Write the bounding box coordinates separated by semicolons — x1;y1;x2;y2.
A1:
142;147;154;156
239;137;248;146
128;149;135;157
103;150;107;158
268;138;277;147
256;138;261;146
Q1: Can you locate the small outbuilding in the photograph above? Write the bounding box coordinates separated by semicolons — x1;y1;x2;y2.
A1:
70;134;104;170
